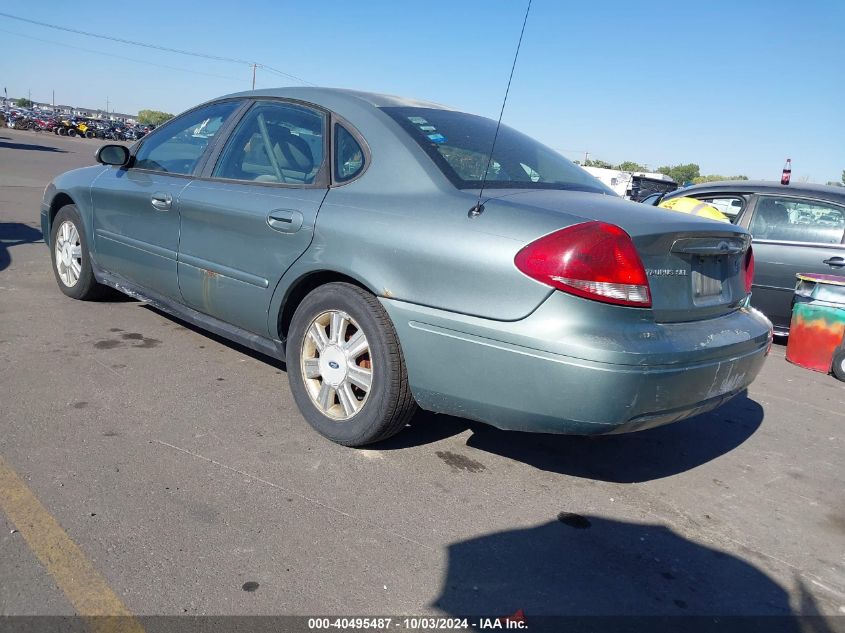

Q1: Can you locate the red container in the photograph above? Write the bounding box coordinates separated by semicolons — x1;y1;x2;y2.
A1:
785;274;845;374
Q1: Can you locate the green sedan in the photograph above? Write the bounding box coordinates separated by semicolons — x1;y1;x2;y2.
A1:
41;88;772;446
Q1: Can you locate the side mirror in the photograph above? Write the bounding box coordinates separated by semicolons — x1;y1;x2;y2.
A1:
95;144;130;167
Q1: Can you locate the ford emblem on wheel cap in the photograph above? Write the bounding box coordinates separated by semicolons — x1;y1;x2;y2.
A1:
328;361;340;369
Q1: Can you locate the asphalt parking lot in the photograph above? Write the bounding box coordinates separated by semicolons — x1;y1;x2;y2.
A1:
1;128;844;628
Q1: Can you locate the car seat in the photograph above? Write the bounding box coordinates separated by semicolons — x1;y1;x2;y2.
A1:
264;126;315;184
751;199;790;239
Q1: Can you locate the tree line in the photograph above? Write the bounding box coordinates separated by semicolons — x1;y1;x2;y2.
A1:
137;110;174;126
577;158;845;188
574;158;748;185
825;171;845;187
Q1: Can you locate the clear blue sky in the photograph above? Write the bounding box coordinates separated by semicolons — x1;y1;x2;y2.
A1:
1;0;843;183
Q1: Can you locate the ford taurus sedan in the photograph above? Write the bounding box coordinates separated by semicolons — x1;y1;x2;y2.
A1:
41;88;772;446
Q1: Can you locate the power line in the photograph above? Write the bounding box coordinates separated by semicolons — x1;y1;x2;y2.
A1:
0;11;255;64
0;11;314;86
261;64;316;87
0;28;248;85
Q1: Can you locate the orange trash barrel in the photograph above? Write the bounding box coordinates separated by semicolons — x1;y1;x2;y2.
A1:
785;273;845;379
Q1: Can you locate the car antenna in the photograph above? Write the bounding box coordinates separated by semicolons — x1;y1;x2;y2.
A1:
469;0;532;219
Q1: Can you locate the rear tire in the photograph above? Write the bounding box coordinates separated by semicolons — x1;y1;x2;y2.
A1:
833;346;845;382
287;282;417;446
68;128;78;137
50;204;106;301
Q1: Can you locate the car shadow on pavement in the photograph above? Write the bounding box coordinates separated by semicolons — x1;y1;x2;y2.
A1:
142;305;287;371
380;392;764;483
97;290;141;303
130;299;762;484
432;515;835;631
0;139;68;153
0;222;44;271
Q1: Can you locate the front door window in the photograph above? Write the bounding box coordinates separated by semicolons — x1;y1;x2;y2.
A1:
134;101;241;175
750;196;845;244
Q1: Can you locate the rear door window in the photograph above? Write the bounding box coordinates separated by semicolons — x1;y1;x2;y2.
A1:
213;101;326;185
749;196;845;244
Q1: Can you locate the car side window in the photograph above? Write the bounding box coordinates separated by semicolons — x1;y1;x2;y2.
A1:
334;124;364;182
749;196;845;244
700;196;745;223
133;101;240;175
213;101;325;185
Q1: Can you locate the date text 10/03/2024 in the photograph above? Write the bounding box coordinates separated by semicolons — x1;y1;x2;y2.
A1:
307;615;527;630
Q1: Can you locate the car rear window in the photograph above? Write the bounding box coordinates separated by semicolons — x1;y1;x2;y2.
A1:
381;106;613;194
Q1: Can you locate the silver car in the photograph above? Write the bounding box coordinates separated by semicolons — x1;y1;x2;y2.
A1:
647;182;845;335
41;88;772;446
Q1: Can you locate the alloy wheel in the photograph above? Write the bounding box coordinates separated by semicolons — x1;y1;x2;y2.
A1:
54;220;82;287
300;310;373;420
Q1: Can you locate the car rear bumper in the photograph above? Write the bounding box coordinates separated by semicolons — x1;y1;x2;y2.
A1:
381;293;772;435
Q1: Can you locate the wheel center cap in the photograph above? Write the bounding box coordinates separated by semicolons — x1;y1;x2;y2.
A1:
319;346;347;386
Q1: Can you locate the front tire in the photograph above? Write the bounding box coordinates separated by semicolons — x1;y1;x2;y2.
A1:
287;282;417;446
50;205;106;300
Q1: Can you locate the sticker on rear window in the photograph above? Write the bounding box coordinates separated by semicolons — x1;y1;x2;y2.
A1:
408;116;428;124
427;133;447;143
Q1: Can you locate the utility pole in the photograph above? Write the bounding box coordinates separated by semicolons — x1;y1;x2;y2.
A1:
251;63;257;90
106;96;109;115
52;90;55;108
584;151;589;165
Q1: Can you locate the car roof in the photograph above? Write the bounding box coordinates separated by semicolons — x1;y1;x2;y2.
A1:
208;87;464;196
219;87;456;112
669;180;845;202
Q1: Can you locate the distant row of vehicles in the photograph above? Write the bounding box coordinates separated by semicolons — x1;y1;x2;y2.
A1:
2;107;154;141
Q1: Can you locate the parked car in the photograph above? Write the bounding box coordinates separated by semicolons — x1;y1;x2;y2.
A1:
40;88;772;446
644;182;845;335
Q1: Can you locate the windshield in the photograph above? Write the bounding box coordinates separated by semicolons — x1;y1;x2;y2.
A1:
381;106;614;195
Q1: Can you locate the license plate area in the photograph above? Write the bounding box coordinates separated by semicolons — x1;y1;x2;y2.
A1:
692;256;729;305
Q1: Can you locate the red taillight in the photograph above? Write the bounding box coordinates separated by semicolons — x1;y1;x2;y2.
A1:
743;246;755;295
514;221;652;307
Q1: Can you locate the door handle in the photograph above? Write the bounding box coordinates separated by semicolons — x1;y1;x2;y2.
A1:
267;209;303;233
823;257;845;267
151;192;172;211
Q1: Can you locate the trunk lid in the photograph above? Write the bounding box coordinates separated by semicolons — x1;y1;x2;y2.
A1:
632;231;750;322
481;189;752;322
